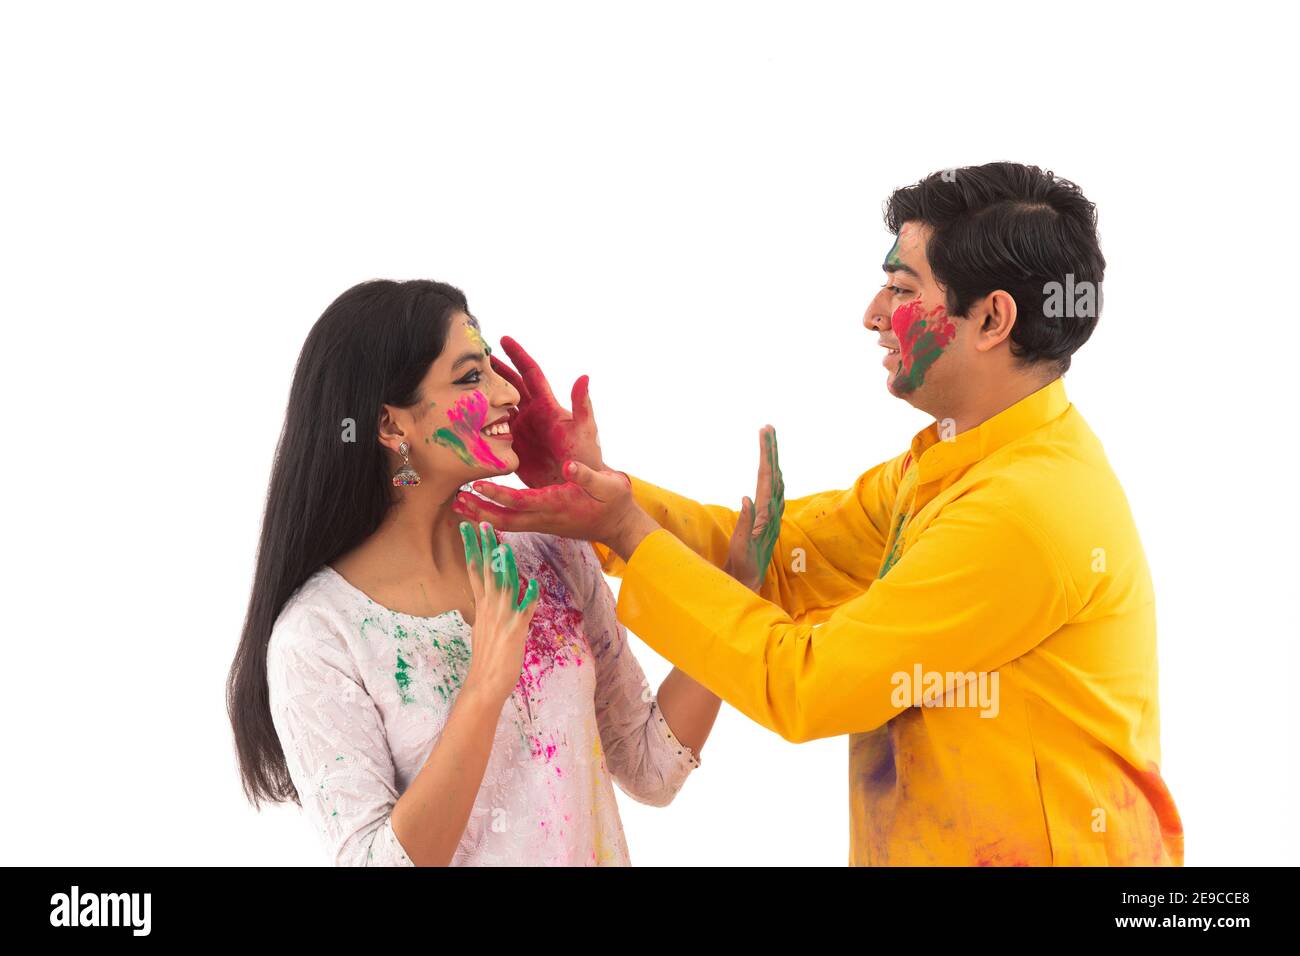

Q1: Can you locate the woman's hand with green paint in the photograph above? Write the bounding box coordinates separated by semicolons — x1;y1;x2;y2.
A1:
458;521;540;703
723;425;785;591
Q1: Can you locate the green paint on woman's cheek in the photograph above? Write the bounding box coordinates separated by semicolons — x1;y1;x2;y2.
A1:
429;428;477;466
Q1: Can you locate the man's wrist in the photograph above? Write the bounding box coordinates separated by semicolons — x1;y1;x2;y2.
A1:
606;505;658;562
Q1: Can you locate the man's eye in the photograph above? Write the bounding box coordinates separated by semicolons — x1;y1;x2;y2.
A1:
881;283;910;296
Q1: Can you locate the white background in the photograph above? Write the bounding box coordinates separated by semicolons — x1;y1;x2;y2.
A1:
2;1;1295;866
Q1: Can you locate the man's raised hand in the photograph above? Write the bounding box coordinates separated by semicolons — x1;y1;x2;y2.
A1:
491;336;604;488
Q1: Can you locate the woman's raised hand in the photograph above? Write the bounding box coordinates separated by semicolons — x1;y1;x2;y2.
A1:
459;521;540;703
490;336;605;488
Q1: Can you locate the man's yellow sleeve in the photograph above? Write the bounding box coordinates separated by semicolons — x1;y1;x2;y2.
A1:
611;495;1073;742
593;452;907;621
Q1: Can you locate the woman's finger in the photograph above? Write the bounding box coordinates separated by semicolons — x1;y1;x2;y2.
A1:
515;576;540;615
500;541;519;603
480;523;499;591
459;521;485;606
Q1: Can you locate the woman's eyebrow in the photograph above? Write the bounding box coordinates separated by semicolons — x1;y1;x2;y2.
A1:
451;351;486;371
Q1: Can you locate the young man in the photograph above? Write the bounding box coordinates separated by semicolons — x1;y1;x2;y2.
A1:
455;162;1184;866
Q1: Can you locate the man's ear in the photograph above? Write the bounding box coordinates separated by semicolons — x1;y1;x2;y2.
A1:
377;404;407;454
974;290;1018;353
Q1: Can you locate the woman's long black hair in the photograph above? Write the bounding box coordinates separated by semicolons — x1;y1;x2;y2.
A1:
227;279;467;808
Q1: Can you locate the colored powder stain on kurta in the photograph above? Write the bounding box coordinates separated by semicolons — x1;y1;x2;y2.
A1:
878;513;907;578
890;299;958;393
394;652;415;704
431;631;472;702
510;560;589;765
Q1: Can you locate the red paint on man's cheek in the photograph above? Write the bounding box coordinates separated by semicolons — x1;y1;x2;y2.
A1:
890;300;957;375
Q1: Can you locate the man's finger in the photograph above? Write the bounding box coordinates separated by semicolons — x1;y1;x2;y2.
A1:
736;496;756;540
500;336;558;404
564;460;625;501
453;492;528;527
572;374;593;426
755;426;773;502
469;480;536;510
491;355;530;402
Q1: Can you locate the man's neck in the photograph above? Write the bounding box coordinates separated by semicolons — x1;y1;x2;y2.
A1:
935;372;1060;436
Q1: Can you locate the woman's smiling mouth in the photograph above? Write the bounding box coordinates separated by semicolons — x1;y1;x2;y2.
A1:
481;416;513;440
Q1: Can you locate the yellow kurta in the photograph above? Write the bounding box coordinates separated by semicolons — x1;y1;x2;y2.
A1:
594;378;1183;865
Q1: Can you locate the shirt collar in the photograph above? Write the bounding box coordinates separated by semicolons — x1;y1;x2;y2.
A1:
908;376;1071;484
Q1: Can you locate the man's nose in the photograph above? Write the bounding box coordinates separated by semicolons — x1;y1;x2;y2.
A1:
863;294;891;331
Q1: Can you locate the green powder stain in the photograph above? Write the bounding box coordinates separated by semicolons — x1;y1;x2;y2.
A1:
747;429;784;587
394;652;415;704
893;323;947;393
428;428;477;466
885;236;904;269
878;513;907;578
431;632;472;702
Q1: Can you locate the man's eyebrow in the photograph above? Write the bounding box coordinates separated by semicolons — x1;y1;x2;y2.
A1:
883;260;920;278
451;351;486;371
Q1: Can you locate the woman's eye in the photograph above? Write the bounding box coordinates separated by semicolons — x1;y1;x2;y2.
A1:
454;369;483;385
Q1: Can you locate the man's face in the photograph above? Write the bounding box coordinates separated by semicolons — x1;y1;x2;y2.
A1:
862;221;963;403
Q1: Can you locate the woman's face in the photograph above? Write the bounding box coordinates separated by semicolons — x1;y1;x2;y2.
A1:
396;311;521;484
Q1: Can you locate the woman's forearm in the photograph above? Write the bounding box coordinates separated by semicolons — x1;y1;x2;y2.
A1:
654;667;722;759
388;682;507;866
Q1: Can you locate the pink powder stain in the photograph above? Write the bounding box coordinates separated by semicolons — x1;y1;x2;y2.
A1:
1111;760;1184;864
510;554;590;766
446;390;508;469
891;299;958;375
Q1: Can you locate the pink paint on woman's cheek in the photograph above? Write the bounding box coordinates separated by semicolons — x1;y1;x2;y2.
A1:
446;390;508;469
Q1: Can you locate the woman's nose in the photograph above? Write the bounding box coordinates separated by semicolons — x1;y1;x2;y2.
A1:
495;376;521;408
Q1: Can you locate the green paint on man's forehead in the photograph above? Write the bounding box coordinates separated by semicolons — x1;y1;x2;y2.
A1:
885;236;903;267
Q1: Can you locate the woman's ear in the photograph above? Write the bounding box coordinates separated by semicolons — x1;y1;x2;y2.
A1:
377;404;407;454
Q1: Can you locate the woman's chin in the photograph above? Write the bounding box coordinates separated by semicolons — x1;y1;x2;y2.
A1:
478;447;520;479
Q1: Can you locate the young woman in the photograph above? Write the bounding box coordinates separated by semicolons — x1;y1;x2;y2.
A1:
226;279;781;866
